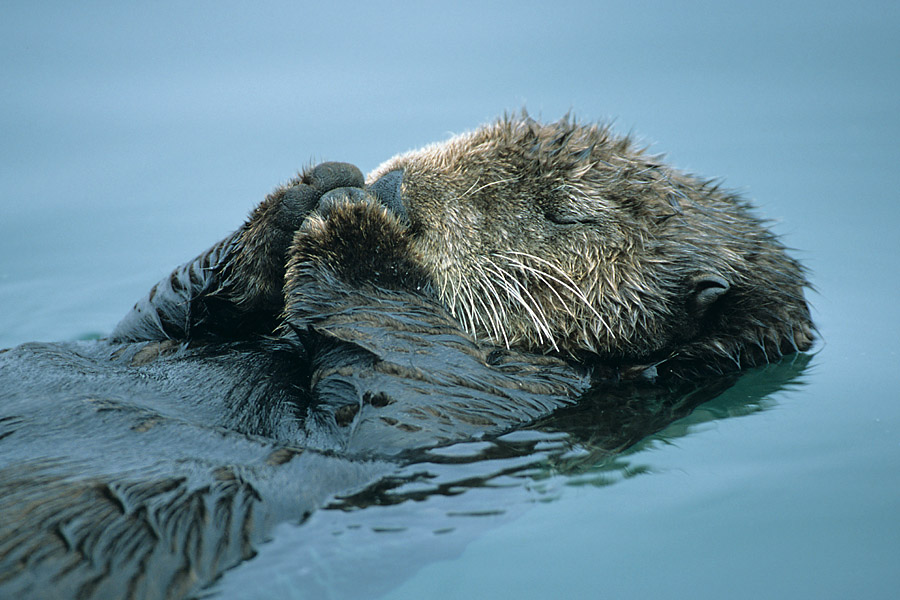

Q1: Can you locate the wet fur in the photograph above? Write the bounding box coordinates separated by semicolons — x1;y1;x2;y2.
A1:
365;115;814;376
113;114;813;378
0;114;815;598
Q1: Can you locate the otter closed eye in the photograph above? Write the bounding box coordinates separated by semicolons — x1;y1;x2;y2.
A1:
544;211;602;226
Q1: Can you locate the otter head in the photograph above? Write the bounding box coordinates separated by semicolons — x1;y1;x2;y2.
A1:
359;116;814;377
288;116;813;379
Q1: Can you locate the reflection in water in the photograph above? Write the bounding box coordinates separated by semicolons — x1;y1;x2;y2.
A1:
213;355;811;600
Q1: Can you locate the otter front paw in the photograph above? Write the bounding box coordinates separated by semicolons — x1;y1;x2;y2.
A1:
286;194;426;292
279;193;432;336
222;162;366;312
111;162;366;342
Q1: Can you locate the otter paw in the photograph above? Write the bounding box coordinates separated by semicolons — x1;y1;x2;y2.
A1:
264;161;366;234
287;195;427;292
227;162;366;309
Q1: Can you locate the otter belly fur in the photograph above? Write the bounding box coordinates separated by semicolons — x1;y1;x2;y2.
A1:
0;114;813;598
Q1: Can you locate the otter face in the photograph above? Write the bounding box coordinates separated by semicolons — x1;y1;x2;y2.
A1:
362;116;814;375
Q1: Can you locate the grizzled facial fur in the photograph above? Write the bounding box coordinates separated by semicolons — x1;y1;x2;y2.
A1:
337;115;814;376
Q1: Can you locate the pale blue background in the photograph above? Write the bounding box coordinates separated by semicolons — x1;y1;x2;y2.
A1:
2;1;898;598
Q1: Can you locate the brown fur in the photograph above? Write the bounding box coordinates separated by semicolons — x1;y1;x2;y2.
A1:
112;114;813;378
356;114;814;375
222;162;365;313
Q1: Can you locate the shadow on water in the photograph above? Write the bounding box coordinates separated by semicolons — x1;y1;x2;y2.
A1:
212;354;811;600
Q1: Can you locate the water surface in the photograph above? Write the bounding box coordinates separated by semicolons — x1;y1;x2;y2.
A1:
1;2;898;598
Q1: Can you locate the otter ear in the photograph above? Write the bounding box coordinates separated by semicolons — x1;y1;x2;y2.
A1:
690;274;730;317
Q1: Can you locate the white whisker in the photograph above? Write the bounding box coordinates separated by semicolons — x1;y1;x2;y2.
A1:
458;176;520;199
498;254;578;319
503;251;601;319
473;260;510;346
483;261;556;350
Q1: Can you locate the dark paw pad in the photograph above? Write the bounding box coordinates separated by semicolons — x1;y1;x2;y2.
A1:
272;184;321;231
303;162;365;195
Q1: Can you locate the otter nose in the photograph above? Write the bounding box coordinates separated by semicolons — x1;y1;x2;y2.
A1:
366;169;407;220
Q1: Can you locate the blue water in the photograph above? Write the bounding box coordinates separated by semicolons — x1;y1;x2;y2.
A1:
2;1;899;598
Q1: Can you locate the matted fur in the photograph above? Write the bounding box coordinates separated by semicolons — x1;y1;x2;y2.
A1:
0;114;816;598
111;114;813;378
362;114;813;375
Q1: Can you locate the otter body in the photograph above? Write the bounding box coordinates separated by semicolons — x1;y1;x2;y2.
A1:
0;115;813;598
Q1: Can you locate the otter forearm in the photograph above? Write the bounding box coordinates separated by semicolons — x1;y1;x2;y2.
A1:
109;232;243;342
109;188;311;343
110;162;366;343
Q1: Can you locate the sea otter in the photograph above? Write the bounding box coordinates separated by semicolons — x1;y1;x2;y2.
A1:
112;114;814;378
0;114;814;599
